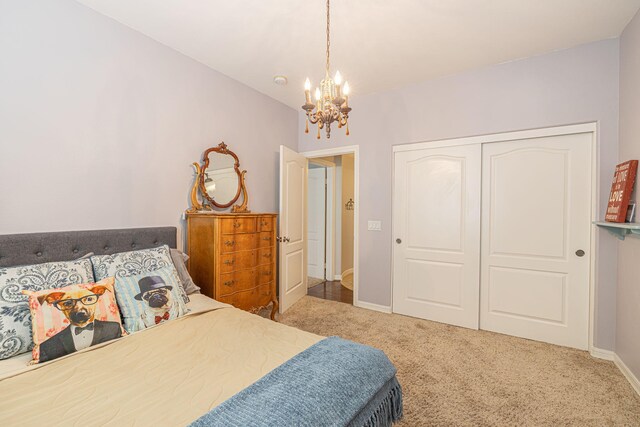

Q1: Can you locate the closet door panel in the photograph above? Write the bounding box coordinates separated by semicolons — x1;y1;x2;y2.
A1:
480;133;592;350
393;145;481;329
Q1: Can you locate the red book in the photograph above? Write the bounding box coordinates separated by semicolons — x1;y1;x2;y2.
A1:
605;160;638;222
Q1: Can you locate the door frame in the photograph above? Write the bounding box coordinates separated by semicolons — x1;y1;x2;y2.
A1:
308;158;336;281
392;122;598;353
301;145;360;307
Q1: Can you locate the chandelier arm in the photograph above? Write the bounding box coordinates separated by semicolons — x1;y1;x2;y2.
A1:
308;113;320;125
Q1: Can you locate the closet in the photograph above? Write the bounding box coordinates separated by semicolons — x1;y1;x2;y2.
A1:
392;127;593;350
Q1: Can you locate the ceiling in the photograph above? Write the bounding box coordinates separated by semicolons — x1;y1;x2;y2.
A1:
76;0;640;109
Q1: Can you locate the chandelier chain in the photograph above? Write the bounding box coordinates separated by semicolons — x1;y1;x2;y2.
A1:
326;0;330;74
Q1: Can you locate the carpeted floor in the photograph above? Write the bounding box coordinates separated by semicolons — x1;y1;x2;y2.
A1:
278;296;640;426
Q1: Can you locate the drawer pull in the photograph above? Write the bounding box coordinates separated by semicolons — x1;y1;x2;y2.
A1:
223;259;235;265
261;221;268;226
262;271;272;276
262;237;271;241
225;240;236;246
262;253;271;258
233;222;241;228
223;280;235;287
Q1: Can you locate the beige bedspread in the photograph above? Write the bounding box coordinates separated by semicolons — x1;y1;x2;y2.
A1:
0;295;322;426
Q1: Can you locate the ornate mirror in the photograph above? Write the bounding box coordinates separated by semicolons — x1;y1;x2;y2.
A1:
188;142;249;212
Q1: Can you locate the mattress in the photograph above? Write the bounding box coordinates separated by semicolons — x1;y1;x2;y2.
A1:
0;294;322;426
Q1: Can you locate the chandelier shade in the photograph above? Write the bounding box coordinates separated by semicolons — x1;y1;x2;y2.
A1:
302;0;351;140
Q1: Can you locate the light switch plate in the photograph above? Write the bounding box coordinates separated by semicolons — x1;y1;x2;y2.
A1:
368;220;382;231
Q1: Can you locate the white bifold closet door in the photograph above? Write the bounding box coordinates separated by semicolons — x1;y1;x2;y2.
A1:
392;131;592;349
392;145;481;329
480;134;591;350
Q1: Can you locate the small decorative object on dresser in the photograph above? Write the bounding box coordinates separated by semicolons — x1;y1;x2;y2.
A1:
186;213;278;319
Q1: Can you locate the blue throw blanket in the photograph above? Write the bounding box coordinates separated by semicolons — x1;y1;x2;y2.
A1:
190;337;403;427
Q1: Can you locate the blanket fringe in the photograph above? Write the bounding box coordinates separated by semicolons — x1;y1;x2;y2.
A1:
361;378;403;427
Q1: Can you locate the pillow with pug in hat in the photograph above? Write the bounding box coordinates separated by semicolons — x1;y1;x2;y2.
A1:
112;266;188;334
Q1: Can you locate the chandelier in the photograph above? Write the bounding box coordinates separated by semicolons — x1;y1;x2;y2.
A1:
302;0;351;140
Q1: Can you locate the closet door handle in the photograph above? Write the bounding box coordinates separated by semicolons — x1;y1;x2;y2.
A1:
396;238;402;244
575;249;585;257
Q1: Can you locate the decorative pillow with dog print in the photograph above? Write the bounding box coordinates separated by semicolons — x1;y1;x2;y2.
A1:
23;277;125;363
112;266;188;334
0;259;95;360
90;245;189;304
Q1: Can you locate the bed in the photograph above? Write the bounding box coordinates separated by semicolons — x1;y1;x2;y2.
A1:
0;227;402;426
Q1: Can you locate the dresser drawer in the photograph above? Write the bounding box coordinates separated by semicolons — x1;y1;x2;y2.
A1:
258;263;275;284
258;231;274;248
258;217;274;232
218;268;258;296
220;233;257;253
221;217;256;234
219;250;257;273
257;247;274;265
217;283;272;311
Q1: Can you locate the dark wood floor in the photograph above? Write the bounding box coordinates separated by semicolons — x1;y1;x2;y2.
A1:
308;280;353;304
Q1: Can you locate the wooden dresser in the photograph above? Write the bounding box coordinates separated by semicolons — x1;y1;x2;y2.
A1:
186;212;278;320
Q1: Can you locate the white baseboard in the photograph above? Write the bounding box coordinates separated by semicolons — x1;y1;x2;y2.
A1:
334;275;342;281
354;300;392;314
591;348;640;397
590;347;615;361
614;353;640;397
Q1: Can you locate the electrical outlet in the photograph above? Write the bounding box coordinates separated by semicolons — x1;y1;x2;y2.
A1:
368;220;382;231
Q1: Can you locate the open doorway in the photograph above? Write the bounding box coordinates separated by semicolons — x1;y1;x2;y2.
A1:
277;144;359;314
306;154;355;305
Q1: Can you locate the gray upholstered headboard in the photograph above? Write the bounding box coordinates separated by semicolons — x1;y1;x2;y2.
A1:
0;227;177;267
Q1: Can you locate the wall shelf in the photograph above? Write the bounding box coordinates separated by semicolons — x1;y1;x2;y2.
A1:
594;221;640;240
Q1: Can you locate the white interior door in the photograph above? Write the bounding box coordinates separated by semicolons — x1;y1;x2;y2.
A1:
480;133;592;349
307;167;326;280
393;145;481;329
279;146;308;313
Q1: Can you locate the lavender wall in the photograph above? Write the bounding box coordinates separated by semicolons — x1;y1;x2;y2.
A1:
617;9;640;377
0;0;297;247
299;39;620;350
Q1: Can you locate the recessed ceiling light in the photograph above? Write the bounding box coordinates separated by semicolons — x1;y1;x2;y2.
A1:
273;75;288;86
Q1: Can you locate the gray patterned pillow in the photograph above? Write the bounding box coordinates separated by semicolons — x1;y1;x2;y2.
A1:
169;249;201;295
0;259;95;360
90;245;189;304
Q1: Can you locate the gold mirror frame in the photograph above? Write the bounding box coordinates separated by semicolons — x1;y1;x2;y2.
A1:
188;142;250;213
